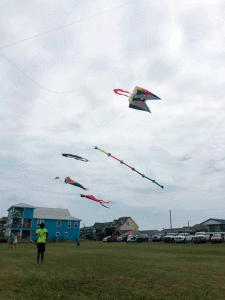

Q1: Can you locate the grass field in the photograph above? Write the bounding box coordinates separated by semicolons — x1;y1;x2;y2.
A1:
1;241;225;300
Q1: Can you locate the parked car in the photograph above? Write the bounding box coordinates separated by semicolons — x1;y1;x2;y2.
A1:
103;236;111;242
152;234;164;242
164;233;177;243
117;235;128;242
136;235;148;243
193;232;210;244
174;233;193;243
107;235;120;242
211;233;224;243
117;235;123;242
126;235;137;242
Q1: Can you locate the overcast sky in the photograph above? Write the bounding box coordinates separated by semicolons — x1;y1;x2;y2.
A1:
1;0;225;230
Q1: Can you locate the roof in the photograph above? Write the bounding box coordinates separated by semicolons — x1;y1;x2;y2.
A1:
200;218;225;225
80;226;93;231
109;217;130;228
94;222;112;230
120;230;135;235
7;203;36;210
33;207;81;221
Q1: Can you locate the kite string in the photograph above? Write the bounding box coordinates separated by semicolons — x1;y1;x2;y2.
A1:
0;53;74;94
0;1;85;97
0;0;139;50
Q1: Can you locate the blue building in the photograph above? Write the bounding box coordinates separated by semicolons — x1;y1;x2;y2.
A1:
5;203;81;241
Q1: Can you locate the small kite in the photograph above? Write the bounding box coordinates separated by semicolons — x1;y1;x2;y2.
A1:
95;146;164;189
113;86;161;113
62;153;88;162
55;176;88;190
80;194;110;208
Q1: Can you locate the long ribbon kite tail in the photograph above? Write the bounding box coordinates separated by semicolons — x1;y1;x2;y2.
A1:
133;170;164;189
95;146;164;189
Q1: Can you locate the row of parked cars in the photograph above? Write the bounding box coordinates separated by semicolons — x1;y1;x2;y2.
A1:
152;232;225;243
103;234;148;243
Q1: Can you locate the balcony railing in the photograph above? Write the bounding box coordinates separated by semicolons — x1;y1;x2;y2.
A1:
5;223;31;229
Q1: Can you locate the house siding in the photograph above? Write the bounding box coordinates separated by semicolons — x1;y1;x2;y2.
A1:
119;217;138;231
31;219;80;241
5;204;81;241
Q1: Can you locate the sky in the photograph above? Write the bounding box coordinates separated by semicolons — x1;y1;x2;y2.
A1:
0;0;225;230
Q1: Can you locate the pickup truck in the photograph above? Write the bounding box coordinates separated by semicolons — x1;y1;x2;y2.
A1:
193;232;210;243
174;233;193;243
164;233;177;243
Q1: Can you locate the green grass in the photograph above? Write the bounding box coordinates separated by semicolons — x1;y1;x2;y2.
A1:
1;241;225;300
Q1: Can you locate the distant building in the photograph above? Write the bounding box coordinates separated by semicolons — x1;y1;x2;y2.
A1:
5;203;81;241
93;222;112;241
161;226;193;234
198;218;225;232
80;226;94;240
108;216;138;234
80;217;139;241
0;217;7;238
139;230;160;237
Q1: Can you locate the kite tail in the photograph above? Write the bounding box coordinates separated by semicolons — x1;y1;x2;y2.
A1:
113;89;131;97
100;203;110;209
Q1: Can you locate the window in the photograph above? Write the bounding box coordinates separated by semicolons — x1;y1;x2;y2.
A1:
56;220;61;227
37;219;44;226
65;232;68;236
56;232;60;236
68;221;71;228
74;221;78;228
126;222;129;226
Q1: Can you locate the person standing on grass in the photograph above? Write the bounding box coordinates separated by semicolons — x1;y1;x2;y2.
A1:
8;233;14;250
35;223;48;265
13;234;17;250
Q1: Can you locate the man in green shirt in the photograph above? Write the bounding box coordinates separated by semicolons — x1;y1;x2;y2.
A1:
36;223;48;264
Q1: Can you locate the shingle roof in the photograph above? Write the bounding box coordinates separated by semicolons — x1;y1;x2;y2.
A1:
80;226;93;231
94;222;112;230
7;203;36;210
200;218;225;224
109;217;129;228
33;207;81;221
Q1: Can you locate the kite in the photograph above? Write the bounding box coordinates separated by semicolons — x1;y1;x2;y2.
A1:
95;146;164;189
80;194;110;208
55;177;88;190
62;153;88;162
113;86;161;113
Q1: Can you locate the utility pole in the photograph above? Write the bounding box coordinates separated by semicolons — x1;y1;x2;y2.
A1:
170;210;172;233
188;221;190;233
